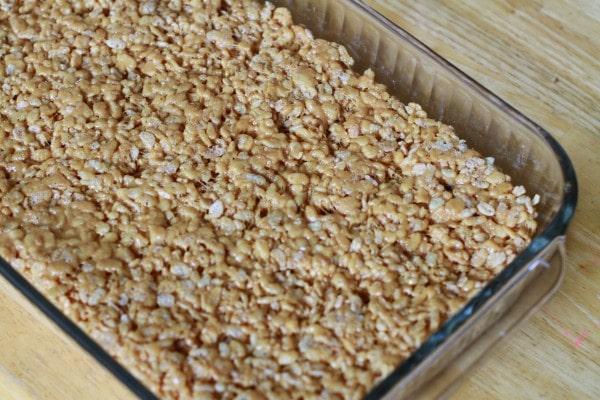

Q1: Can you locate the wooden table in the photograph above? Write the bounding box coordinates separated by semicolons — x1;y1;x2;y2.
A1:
1;1;598;399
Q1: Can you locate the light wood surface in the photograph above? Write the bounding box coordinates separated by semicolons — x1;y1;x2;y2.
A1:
1;1;598;399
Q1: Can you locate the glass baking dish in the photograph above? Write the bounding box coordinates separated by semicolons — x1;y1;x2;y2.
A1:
0;0;577;399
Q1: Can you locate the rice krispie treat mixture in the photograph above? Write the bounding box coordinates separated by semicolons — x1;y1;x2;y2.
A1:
0;0;537;398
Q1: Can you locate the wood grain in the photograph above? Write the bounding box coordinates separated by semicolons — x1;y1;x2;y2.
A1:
364;0;600;398
1;1;598;399
0;276;133;400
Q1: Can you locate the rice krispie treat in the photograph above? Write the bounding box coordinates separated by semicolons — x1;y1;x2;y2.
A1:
0;0;537;398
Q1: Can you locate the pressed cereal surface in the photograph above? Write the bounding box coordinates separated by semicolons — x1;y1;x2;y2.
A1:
0;0;537;398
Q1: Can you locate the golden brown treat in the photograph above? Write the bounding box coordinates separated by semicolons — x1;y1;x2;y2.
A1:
0;0;537;398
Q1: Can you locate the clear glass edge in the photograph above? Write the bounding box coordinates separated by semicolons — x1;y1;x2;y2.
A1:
370;236;568;399
0;0;578;399
406;236;565;400
0;259;159;400
349;0;579;398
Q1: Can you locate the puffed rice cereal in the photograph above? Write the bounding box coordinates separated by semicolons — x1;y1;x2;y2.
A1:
0;1;537;398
